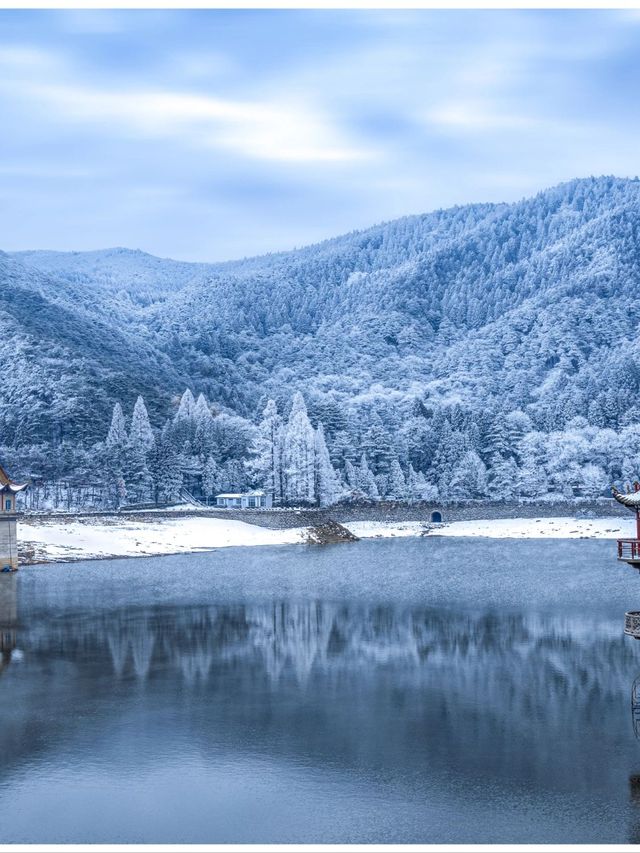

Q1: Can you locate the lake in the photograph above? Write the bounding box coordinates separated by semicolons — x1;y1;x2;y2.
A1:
1;536;640;844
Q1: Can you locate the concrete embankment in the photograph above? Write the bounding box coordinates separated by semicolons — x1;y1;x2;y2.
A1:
20;498;628;531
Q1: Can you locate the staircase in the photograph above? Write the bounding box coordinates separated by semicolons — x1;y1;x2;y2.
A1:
179;488;208;508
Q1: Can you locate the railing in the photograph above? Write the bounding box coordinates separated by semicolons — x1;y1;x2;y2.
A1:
625;612;640;639
179;489;207;507
618;539;640;561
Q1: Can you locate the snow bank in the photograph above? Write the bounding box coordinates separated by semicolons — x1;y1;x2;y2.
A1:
426;516;632;539
19;516;305;562
346;516;634;541
344;521;427;539
17;514;635;565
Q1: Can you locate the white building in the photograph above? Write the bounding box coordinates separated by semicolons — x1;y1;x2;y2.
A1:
215;490;272;509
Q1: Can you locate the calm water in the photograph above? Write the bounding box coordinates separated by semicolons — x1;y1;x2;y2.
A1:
2;537;640;843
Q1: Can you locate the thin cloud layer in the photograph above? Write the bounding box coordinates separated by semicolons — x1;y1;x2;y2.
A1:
0;9;638;261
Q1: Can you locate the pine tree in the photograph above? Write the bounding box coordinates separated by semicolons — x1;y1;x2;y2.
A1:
106;403;128;449
129;396;155;453
193;394;215;457
483;413;511;462
487;453;518;500
578;463;606;498
249;399;283;503
172;388;198;450
450;450;488;500
329;430;358;470
358;453;380;500
344;459;359;495
104;402;129;507
360;414;393;475
282;392;316;504
202;455;220;500
375;473;389;499
400;416;435;472
387;458;406;500
314;423;342;507
148;425;184;505
175;389;196;422
432;421;469;495
116;476;127;508
407;464;438;501
126;443;153;504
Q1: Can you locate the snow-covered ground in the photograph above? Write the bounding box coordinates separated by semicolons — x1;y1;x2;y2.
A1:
17;514;635;564
348;517;634;540
345;521;429;539
19;516;306;562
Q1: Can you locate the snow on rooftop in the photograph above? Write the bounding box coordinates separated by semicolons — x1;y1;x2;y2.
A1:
216;490;266;498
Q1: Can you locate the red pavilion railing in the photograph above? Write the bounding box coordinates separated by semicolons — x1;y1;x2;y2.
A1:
617;539;640;561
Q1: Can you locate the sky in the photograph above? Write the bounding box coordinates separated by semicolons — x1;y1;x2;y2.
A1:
1;9;640;262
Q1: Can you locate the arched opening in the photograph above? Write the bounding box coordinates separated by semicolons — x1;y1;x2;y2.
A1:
431;510;442;523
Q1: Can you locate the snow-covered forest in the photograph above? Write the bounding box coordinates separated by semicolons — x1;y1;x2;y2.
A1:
4;176;640;508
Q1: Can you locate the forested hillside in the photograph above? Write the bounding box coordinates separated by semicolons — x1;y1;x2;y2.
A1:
4;176;640;506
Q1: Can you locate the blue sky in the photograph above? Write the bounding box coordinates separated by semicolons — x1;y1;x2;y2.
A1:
1;9;640;262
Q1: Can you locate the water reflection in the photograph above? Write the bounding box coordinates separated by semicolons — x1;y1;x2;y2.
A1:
632;676;640;739
4;541;640;843
11;601;636;691
0;574;17;674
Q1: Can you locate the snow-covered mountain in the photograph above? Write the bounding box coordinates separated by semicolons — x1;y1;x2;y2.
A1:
3;175;640;500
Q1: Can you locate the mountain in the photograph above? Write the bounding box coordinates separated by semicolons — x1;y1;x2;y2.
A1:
4;175;640;499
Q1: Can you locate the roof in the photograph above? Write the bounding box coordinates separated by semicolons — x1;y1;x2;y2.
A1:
0;463;28;492
0;483;28;493
216;490;266;499
612;486;640;508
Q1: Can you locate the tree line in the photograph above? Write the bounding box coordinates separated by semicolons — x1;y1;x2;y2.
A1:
10;381;639;513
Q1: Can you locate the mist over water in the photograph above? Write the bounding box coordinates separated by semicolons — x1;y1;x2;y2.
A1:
2;538;640;843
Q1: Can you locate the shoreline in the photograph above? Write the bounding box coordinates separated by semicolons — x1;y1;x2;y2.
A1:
15;511;636;566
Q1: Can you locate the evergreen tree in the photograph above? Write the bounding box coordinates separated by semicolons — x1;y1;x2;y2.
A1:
387;457;406;500
116;476;127;508
129;396;155;453
249;399;283;503
360;414;393;475
103;402;129;507
578;463;606;498
106;403;128;450
193;394;215;457
483;414;511;462
202;455;220;499
314;423;342;507
282;392;316;504
487;453;518;500
175;389;196;422
450;450;488;500
330;430;358;470
126;443;153;504
344;459;359;493
358;453;380;500
172;388;198;450
375;473;389;499
407;464;438;501
148;425;184;505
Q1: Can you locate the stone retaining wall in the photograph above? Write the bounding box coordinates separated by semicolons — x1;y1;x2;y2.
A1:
21;498;629;532
135;499;631;529
334;500;629;525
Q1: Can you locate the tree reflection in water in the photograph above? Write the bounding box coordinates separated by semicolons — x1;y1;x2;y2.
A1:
0;574;17;675
3;555;640;844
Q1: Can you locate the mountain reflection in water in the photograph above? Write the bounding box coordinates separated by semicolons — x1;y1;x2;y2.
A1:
1;539;640;843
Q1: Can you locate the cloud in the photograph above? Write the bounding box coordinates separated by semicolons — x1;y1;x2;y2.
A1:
0;10;640;261
0;45;372;165
426;101;541;132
